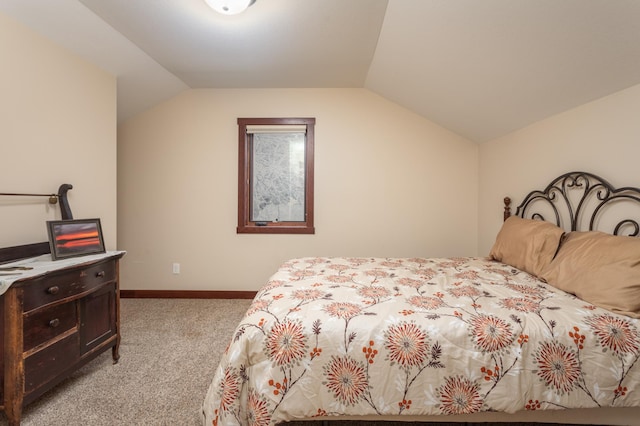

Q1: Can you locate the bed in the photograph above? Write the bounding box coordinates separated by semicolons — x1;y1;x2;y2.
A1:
202;171;640;426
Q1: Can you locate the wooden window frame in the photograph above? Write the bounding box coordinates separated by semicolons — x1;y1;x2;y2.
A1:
237;117;315;234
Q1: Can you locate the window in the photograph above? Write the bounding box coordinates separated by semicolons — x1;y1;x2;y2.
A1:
237;117;315;234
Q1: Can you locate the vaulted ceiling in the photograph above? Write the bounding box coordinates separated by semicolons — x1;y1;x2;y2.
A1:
2;0;640;142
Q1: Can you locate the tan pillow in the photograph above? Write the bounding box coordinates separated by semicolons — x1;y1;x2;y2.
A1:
490;216;564;277
540;231;640;318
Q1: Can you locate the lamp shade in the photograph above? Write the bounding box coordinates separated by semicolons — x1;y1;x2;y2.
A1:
204;0;255;15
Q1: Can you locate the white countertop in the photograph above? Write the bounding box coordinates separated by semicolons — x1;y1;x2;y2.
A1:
0;251;126;295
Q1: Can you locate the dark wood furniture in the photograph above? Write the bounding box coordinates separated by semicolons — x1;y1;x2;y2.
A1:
0;245;124;425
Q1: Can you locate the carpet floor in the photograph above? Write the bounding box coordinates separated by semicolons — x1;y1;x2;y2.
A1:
1;299;622;426
3;298;252;426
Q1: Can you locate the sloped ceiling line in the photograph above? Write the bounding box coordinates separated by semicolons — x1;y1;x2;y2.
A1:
2;0;640;142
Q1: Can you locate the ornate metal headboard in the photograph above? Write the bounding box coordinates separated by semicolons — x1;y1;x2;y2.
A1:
503;171;640;236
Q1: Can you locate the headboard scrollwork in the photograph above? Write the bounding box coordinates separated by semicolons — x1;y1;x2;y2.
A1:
504;171;640;236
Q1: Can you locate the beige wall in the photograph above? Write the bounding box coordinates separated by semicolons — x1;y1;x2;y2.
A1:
478;83;640;255
117;88;478;291
0;12;117;250
14;3;640;292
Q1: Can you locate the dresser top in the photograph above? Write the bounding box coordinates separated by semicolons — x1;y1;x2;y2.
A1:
0;251;125;295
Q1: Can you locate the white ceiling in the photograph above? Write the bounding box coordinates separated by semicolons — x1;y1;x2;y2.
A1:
2;0;640;142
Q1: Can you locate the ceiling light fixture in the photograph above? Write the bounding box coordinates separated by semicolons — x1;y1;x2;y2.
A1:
204;0;256;15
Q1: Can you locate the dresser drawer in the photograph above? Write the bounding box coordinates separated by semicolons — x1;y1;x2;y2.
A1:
23;302;78;352
22;260;116;312
24;332;80;394
1;251;123;425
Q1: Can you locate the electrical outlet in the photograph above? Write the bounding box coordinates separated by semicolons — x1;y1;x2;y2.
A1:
172;263;180;274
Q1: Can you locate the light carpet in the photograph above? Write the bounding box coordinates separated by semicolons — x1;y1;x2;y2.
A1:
2;298;252;426
3;298;608;426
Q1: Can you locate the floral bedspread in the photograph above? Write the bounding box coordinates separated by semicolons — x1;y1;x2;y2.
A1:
202;257;640;426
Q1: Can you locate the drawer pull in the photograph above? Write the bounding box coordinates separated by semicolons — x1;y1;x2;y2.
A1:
96;271;105;278
47;286;60;295
49;318;61;328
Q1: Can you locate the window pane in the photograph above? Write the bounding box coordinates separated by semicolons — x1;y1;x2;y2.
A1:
251;132;306;222
237;116;314;234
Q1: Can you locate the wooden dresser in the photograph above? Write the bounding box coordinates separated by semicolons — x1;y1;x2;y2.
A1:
0;245;124;425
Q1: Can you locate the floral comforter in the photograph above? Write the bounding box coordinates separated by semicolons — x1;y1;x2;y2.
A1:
202;257;640;426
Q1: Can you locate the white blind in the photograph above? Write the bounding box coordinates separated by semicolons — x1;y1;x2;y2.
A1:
246;124;307;134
